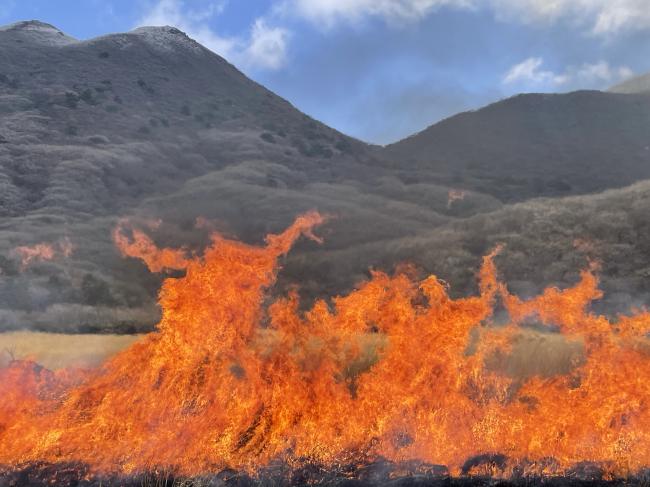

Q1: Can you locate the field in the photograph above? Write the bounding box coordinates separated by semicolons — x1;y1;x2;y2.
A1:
0;331;140;369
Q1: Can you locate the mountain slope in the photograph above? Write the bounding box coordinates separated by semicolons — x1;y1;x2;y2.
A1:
0;20;375;218
381;91;650;202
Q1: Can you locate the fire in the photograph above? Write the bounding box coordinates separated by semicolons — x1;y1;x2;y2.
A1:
3;212;650;479
58;237;75;258
12;243;56;269
113;219;190;272
447;189;466;208
12;238;75;269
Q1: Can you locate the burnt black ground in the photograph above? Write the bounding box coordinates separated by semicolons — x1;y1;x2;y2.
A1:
1;461;648;487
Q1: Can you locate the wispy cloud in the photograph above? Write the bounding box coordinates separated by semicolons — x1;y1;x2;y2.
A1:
489;0;650;36
137;0;289;71
503;57;634;90
503;57;568;86
276;0;475;28
280;0;650;36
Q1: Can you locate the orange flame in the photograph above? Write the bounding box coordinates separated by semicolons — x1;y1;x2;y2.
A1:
3;212;650;478
112;219;190;273
12;243;56;269
447;189;466;208
12;238;74;270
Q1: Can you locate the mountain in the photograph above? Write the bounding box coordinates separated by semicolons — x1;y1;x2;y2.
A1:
0;21;479;332
610;72;650;94
2;21;650;333
380;90;650;202
0;19;375;218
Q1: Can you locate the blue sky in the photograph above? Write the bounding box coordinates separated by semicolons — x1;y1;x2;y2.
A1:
1;0;650;144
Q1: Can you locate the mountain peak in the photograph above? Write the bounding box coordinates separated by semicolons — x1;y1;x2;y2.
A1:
128;25;205;54
0;19;59;32
0;20;77;45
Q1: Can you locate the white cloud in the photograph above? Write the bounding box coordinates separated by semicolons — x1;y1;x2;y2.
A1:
281;0;650;35
278;0;475;27
503;57;567;86
503;57;634;89
488;0;650;35
572;60;634;85
137;0;289;70
242;19;289;70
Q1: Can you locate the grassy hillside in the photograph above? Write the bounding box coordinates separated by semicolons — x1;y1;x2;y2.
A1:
2;21;650;332
381;91;650;202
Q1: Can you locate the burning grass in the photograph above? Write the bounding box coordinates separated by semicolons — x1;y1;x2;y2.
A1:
11;237;74;270
4;212;650;483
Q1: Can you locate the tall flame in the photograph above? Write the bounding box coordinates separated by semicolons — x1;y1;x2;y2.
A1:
3;212;650;479
112;219;190;272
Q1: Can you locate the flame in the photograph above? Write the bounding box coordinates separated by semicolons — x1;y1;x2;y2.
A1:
112;219;190;272
194;216;213;230
58;237;75;258
12;238;75;270
12;243;56;269
3;212;650;478
447;189;466;208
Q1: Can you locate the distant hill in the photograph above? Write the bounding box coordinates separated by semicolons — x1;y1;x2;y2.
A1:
2;20;650;333
610;72;650;94
380;91;650;202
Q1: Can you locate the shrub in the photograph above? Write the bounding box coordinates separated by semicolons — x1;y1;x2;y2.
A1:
81;273;114;306
260;132;276;144
79;89;96;105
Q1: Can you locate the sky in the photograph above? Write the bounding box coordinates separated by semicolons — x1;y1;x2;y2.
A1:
1;0;649;144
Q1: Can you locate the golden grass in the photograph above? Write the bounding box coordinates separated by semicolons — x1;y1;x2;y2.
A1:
0;331;141;370
0;328;580;379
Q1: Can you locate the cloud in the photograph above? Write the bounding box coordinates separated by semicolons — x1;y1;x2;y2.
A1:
503;57;567;86
242;19;289;70
277;0;475;27
489;0;650;35
503;57;634;90
281;0;650;36
137;0;289;70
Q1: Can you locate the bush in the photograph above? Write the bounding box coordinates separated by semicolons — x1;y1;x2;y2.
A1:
260;132;276;144
65;92;79;109
80;89;96;105
81;274;114;306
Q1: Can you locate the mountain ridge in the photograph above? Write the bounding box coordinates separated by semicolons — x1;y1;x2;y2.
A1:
380;89;650;201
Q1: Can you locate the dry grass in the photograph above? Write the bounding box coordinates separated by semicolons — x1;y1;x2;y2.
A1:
0;331;140;369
